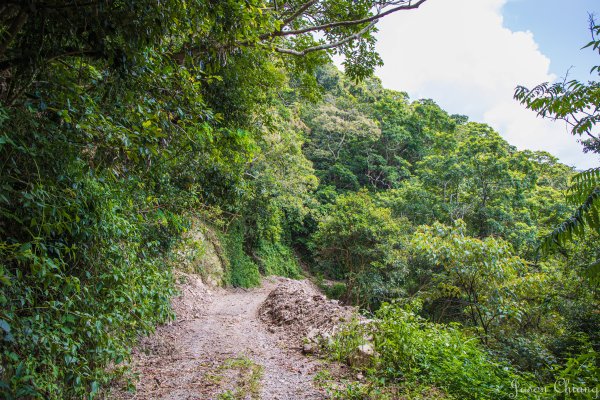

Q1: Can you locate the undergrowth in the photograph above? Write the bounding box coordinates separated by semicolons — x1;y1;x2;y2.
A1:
222;223;261;288
222;222;303;288
323;302;536;400
255;240;302;279
0;162;180;399
207;356;263;400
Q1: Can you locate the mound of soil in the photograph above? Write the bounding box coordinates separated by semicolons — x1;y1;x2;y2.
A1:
258;278;357;346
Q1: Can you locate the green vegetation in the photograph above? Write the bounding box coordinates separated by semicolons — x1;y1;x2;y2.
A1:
515;20;600;280
223;223;262;288
255;241;303;279
208;356;264;400
325;303;534;399
302;66;598;397
0;1;598;398
312;189;405;305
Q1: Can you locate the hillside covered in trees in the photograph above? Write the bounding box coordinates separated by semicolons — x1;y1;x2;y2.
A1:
0;1;598;399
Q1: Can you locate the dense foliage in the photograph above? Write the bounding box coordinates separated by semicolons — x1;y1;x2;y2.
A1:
515;18;600;280
325;303;535;399
0;0;357;396
300;67;598;397
0;1;598;398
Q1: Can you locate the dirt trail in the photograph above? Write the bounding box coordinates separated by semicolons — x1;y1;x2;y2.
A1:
108;275;327;400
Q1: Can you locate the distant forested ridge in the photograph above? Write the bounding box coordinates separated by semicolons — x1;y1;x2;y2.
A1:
0;1;598;398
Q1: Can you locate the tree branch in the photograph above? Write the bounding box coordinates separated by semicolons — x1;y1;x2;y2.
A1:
0;48;103;71
0;9;28;59
262;0;427;40
273;21;377;56
281;0;319;26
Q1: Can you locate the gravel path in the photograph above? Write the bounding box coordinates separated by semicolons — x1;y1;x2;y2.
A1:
107;275;327;400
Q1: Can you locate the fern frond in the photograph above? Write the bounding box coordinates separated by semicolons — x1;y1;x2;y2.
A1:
542;187;600;253
584;259;600;284
567;167;600;204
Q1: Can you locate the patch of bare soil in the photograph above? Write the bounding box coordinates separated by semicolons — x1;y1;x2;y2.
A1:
106;274;335;400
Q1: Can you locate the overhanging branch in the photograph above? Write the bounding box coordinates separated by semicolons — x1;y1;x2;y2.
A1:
281;0;319;26
261;0;427;40
273;21;377;56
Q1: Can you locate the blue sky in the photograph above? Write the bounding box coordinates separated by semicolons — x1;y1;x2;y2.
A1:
372;0;599;169
503;0;599;82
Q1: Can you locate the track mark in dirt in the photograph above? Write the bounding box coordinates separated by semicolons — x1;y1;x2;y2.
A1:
108;274;327;400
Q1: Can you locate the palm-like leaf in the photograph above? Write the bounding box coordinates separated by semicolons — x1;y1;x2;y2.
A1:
542;167;600;279
516;19;600;279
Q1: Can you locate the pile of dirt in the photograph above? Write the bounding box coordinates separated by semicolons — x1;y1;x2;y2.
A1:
258;278;358;347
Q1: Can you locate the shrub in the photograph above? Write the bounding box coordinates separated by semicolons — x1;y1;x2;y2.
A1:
223;224;261;288
255;241;302;279
325;302;535;400
0;171;177;399
311;190;405;307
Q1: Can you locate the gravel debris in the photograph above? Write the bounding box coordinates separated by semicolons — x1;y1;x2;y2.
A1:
259;278;358;347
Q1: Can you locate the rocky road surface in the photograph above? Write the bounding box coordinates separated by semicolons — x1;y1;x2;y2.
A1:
107;275;328;400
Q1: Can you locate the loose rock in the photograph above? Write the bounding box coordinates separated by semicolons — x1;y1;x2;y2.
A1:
348;343;375;369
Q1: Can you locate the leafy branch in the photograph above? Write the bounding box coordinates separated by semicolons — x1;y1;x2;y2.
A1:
514;16;600;281
273;21;378;56
539;170;600;280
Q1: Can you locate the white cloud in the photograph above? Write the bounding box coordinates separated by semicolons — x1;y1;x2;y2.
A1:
372;0;598;169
